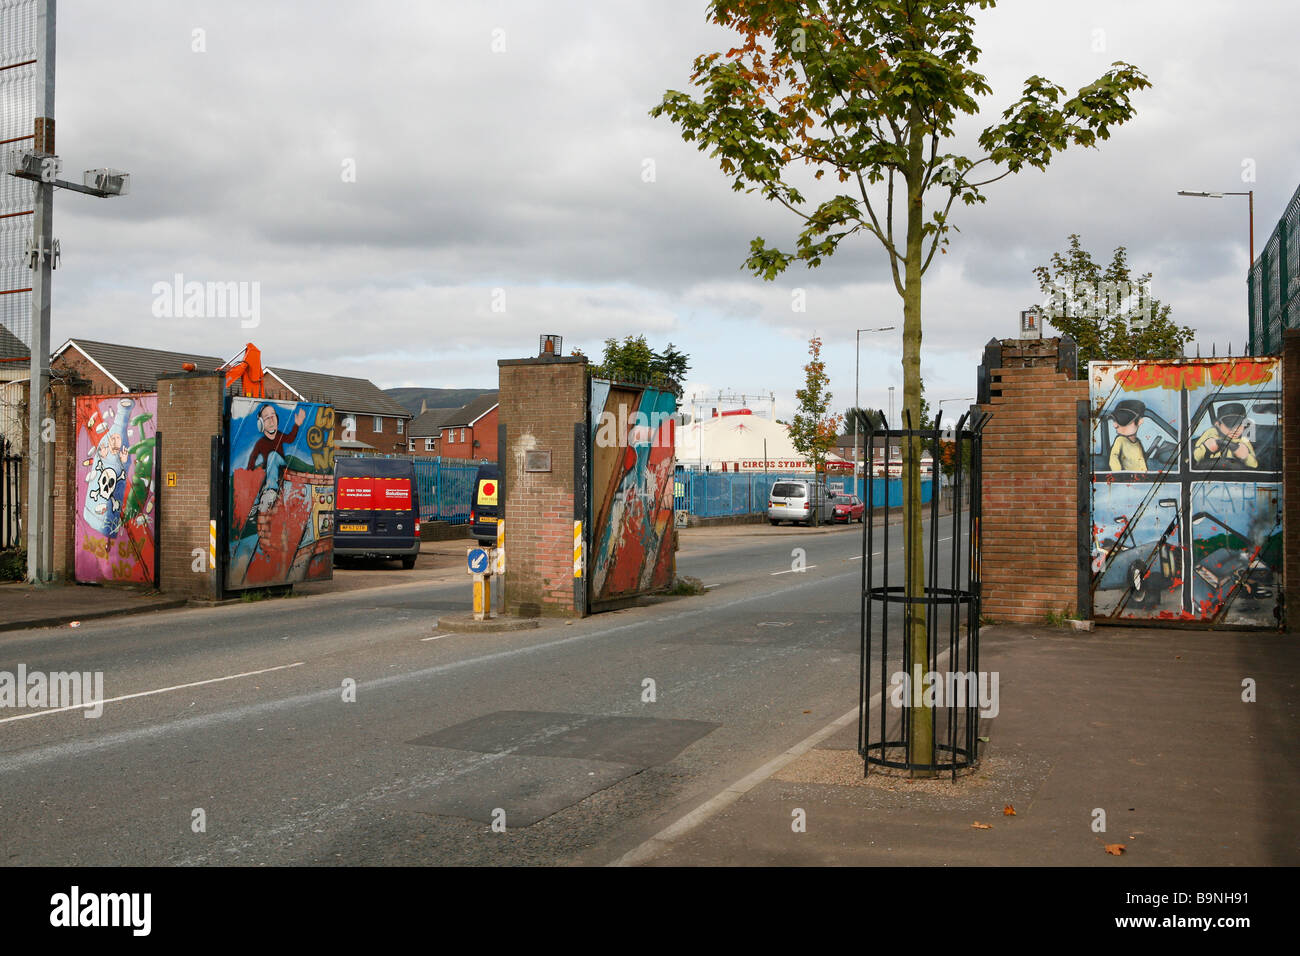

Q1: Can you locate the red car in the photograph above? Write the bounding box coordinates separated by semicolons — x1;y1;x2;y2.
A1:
832;494;864;523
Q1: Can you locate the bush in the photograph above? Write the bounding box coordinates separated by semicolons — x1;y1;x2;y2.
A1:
0;550;25;582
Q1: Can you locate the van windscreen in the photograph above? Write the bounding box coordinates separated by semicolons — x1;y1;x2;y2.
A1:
771;482;806;498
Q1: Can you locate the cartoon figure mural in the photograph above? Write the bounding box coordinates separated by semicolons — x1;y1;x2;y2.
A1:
74;394;158;584
588;380;676;605
226;397;335;588
1090;358;1281;626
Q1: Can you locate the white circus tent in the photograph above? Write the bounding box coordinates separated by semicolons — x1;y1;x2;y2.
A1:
676;410;847;472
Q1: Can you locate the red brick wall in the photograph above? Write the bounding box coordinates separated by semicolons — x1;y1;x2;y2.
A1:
979;361;1088;624
498;359;586;616
52;347;120;394
340;411;409;455
441;407;499;462
156;372;225;599
1282;330;1300;628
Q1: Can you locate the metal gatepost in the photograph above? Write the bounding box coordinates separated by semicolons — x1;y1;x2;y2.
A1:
858;409;990;779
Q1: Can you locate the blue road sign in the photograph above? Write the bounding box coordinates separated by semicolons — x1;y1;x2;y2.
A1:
468;548;489;574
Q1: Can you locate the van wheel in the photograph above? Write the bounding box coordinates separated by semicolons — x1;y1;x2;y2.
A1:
770;519;779;526
401;555;417;570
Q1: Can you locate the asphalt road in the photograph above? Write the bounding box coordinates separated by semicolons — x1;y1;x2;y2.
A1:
0;516;957;866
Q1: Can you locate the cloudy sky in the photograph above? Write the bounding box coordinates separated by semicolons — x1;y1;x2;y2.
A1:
28;0;1300;420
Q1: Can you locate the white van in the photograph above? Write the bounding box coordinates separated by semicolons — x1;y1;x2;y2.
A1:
767;480;836;526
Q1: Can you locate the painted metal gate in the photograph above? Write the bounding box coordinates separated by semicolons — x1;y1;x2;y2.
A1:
1088;357;1282;626
586;378;677;609
74;394;158;584
223;395;336;590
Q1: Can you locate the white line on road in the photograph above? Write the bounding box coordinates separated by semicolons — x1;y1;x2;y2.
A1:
0;662;304;726
610;639;955;867
770;566;818;575
420;633;451;642
609;699;868;867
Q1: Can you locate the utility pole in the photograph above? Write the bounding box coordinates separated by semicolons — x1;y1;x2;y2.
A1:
25;0;56;584
6;0;130;583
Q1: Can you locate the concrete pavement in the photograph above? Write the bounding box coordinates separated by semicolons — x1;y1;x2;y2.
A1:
631;622;1300;866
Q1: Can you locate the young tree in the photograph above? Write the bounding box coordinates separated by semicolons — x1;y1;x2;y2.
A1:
1034;234;1194;366
788;336;843;481
652;0;1148;771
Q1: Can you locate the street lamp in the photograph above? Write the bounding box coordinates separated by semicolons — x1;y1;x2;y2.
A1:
1177;190;1255;267
854;326;895;493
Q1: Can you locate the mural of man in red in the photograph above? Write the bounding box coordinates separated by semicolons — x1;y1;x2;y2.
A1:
248;402;307;552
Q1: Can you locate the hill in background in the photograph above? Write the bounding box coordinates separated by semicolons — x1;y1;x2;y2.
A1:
385;387;497;417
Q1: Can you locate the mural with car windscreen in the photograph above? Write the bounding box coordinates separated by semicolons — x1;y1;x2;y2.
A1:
1089;358;1281;626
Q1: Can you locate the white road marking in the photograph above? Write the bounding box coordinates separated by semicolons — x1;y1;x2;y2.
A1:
0;662;304;725
610;642;955;867
609;699;866;867
770;566;818;575
420;633;451;642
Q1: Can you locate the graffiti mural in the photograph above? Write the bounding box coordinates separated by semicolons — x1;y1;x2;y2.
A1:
74;394;157;584
226;397;335;589
1090;357;1282;626
588;379;677;606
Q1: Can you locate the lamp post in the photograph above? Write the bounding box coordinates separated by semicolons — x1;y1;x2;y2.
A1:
854;326;895;495
1177;190;1255;266
3;0;131;583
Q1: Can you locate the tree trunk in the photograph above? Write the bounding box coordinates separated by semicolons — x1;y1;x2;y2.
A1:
902;120;934;775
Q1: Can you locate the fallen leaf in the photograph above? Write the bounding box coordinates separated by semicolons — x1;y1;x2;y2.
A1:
978;736;989;743
803;710;811;714
971;822;993;830
1104;843;1126;856
1003;805;1016;816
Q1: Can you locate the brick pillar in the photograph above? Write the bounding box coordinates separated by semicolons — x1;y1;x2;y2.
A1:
497;355;588;617
49;378;94;581
156;371;224;600
1282;330;1300;628
978;338;1089;624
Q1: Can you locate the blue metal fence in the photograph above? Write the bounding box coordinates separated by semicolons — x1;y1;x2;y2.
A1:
410;458;479;524
677;471;932;517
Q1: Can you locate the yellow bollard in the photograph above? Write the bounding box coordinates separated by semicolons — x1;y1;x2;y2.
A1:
473;573;489;621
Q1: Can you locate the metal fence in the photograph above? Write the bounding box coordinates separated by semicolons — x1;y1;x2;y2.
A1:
1249;180;1300;356
0;435;20;550
411;457;478;524
674;471;933;517
675;472;814;517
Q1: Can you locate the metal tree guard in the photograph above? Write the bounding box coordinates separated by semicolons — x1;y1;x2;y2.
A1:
858;408;990;779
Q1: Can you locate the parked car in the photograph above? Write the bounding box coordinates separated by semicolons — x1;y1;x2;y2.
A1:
334;457;420;569
832;493;864;523
767;480;837;526
470;462;500;544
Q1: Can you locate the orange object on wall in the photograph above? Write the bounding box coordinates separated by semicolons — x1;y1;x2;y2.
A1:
221;343;265;397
